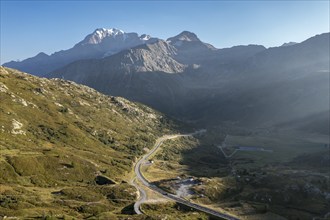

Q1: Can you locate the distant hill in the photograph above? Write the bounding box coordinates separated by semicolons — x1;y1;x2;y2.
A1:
0;66;175;218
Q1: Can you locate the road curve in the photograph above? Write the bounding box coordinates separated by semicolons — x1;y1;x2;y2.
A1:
133;133;192;214
131;178;145;215
133;130;240;220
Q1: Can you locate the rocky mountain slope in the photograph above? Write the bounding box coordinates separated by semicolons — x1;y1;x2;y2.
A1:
47;39;191;115
3;28;157;76
0;66;177;218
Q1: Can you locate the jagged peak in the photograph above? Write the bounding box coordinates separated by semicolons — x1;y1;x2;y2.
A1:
80;28;126;45
93;28;125;37
167;31;201;43
77;28;153;46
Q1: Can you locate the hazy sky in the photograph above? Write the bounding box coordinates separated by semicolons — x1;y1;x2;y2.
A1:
1;1;329;64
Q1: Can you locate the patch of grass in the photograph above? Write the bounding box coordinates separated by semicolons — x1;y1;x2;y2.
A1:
141;202;209;220
98;183;137;206
58;187;104;202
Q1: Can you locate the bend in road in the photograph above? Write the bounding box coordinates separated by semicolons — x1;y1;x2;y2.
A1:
131;178;145;215
133;129;239;219
133;130;205;214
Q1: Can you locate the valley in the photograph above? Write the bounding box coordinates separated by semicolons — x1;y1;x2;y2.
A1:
131;130;240;219
1;61;329;219
141;126;329;219
1;23;329;220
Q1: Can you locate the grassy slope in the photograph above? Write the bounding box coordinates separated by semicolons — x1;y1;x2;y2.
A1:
0;66;178;218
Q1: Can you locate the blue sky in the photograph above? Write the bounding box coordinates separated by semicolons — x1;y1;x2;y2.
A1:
1;1;329;64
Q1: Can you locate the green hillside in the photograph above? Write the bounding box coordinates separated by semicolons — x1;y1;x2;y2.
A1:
0;66;177;218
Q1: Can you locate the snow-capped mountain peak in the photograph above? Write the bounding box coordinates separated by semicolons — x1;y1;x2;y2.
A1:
3;27;159;75
81;28;126;45
94;28;125;37
77;28;154;46
140;34;151;41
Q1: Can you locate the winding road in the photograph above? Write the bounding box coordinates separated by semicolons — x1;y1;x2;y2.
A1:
132;129;240;220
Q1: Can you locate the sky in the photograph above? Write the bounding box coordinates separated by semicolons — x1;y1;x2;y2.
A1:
1;1;329;64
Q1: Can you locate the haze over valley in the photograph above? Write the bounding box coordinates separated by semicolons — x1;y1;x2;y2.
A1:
1;1;329;219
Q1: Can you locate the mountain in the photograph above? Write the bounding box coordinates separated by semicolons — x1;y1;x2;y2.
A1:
3;28;157;76
188;33;330;128
75;28;157;57
47;30;267;116
0;66;176;218
47;39;189;115
167;31;218;64
48;32;329;131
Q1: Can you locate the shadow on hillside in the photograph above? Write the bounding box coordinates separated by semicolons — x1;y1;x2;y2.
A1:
178;136;231;178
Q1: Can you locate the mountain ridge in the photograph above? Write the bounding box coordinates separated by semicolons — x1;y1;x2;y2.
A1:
3;28;158;76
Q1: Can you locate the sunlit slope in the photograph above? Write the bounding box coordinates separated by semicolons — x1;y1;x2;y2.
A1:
0;66;175;218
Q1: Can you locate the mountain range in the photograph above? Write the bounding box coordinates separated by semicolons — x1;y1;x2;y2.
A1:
3;28;329;133
3;28;158;76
